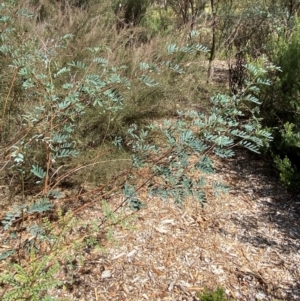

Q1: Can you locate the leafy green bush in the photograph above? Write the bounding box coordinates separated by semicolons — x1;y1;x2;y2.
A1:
261;19;300;189
274;154;300;187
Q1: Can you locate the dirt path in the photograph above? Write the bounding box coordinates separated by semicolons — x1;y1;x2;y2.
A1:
52;149;300;301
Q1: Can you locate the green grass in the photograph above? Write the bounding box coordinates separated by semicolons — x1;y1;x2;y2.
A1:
197;287;233;301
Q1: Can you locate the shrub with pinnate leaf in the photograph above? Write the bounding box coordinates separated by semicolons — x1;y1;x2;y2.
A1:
1;0;274;235
120;60;275;208
1;1;210;195
0;1;277;299
0;252;61;301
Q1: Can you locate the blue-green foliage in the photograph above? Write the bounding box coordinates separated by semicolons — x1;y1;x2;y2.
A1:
0;1;278;299
1;0;274;224
1;197;53;266
120;61;275;207
31;165;46;179
1;7;207;194
2;204;27;231
195;156;214;174
123;182;146;210
27;198;54;214
0;0;214;271
0;249;16;260
1;198;53;231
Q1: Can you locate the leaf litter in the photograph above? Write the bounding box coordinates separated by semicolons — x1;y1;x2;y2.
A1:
46;149;300;300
